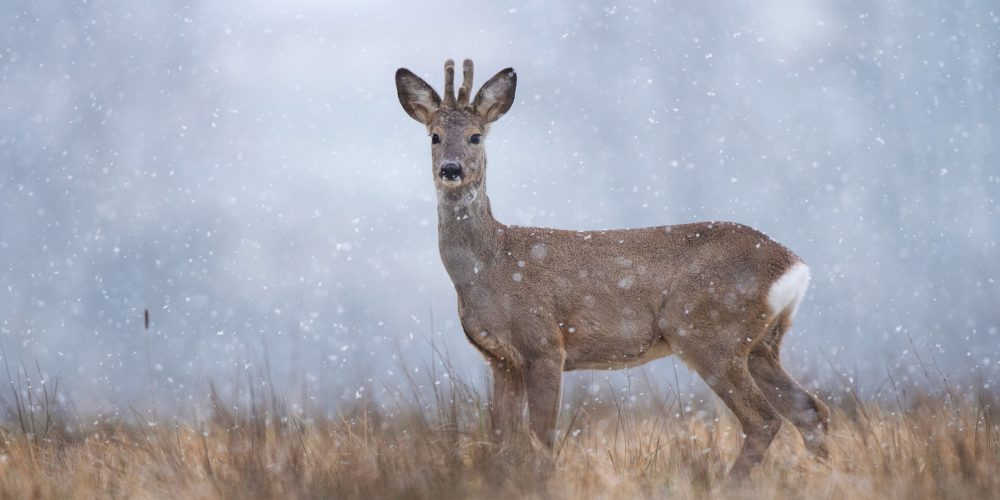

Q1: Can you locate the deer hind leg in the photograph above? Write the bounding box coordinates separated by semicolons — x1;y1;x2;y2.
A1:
684;348;781;477
524;354;564;448
748;314;830;459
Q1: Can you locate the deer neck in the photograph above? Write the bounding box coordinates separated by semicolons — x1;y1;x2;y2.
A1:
436;181;504;287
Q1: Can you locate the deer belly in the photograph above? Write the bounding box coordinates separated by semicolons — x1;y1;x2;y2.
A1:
561;314;672;371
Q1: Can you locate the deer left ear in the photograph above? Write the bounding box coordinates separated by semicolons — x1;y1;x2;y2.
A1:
473;68;516;124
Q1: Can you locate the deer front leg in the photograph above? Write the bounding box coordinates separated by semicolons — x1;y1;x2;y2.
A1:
525;354;564;448
489;360;525;443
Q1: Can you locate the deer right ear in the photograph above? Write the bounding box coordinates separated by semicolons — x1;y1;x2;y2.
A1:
396;68;441;125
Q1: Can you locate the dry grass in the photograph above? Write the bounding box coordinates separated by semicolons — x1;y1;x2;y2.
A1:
1;358;998;500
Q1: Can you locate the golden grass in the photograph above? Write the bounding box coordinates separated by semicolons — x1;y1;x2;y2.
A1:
1;364;998;500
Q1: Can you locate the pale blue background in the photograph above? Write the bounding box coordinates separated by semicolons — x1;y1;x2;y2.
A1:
1;0;997;413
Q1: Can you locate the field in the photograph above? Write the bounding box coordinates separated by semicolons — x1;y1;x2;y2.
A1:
1;358;998;500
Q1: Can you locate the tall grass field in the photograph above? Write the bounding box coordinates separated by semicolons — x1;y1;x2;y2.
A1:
1;352;997;499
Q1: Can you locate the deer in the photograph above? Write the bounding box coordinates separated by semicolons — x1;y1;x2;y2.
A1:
394;59;830;477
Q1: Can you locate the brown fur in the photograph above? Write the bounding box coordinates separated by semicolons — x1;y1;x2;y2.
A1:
395;59;829;475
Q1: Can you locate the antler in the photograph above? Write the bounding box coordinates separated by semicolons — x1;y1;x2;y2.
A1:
443;59;456;105
442;59;475;108
458;59;474;106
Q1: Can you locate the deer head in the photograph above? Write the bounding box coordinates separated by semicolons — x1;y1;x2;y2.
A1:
395;59;516;192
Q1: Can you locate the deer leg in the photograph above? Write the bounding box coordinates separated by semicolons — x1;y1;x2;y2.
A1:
524;354;564;448
749;349;830;460
489;361;525;443
747;313;830;459
688;354;781;477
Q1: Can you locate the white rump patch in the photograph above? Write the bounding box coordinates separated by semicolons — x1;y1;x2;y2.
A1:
767;262;810;318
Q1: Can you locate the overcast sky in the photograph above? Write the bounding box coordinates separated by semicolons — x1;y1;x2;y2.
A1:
1;0;997;413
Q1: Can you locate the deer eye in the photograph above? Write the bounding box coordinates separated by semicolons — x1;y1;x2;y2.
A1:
469;134;482;145
431;134;440;145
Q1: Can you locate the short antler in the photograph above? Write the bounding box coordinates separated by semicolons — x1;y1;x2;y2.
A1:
443;59;456;105
458;59;474;106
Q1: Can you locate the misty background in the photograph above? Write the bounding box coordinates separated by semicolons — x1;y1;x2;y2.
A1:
1;0;998;414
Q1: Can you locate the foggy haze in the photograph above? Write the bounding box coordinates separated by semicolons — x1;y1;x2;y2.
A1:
1;0;998;413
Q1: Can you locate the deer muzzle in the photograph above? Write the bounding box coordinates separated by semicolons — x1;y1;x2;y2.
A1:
439;161;463;182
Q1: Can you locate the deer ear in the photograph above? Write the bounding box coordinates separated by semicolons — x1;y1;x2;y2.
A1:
395;68;441;125
473;68;516;124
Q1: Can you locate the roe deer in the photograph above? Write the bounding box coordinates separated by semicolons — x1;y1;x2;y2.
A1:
395;59;830;476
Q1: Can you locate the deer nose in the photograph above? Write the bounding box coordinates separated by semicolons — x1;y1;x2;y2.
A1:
439;161;463;181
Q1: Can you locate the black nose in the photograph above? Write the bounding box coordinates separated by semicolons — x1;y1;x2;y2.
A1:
439;162;463;181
